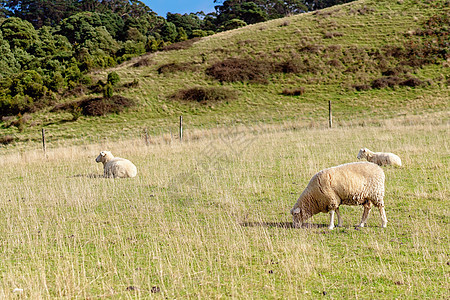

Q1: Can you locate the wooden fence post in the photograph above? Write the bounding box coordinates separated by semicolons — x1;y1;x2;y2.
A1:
144;128;149;146
41;128;46;154
179;116;183;142
328;100;332;128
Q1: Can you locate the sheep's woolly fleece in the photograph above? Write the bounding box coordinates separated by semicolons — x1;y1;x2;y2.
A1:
291;161;387;229
357;148;402;167
95;151;137;178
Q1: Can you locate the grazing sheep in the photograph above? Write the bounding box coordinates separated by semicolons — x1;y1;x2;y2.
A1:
290;162;387;230
357;148;402;167
95;151;137;178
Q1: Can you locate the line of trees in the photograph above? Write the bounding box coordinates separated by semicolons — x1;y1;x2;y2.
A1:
0;0;355;117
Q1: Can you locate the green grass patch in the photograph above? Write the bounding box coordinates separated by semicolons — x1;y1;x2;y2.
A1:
0;117;448;298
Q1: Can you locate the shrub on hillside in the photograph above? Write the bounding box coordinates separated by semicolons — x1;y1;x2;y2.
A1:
381;65;409;76
5;113;31;131
132;57;153;68
62;85;87;98
276;58;319;74
206;58;273;83
371;75;426;89
277;60;302;73
162;37;202;51
351;84;371;91
107;72;120;86
103;83;114;98
327;59;343;68
0;135;14;145
170;87;238;104
298;43;324;54
52;95;135;116
371;76;403;89
157;62;197;74
281;87;305;96
191;30;208;38
122;79;140;89
323;31;344;39
399;77;424;87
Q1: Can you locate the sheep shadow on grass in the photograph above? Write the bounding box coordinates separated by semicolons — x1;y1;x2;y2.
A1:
240;221;294;228
240;222;329;229
240;222;372;232
70;174;104;179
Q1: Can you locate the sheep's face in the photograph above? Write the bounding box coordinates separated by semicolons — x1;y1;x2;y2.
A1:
357;148;366;159
95;151;111;163
291;207;303;228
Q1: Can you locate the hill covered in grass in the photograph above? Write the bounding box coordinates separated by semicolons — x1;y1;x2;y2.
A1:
1;0;449;150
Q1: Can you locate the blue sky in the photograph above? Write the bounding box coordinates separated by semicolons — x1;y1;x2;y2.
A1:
142;0;217;17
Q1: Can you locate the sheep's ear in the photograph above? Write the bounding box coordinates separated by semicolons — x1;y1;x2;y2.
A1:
101;151;106;156
292;207;300;215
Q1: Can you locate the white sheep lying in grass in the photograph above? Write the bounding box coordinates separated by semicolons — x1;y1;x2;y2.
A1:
290;162;387;230
95;151;137;178
357;148;402;167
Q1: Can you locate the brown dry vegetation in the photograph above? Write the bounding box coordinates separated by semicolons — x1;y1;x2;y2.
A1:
281;87;305;96
157;62;198;74
206;58;274;83
52;95;136;116
162;37;202;51
170;86;239;104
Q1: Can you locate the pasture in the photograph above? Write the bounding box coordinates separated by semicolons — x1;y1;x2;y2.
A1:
0;113;448;298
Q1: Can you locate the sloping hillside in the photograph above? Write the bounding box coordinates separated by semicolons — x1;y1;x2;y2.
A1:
2;0;449;149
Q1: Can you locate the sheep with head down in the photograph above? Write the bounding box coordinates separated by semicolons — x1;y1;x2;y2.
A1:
95;151;137;178
357;148;402;167
291;162;387;230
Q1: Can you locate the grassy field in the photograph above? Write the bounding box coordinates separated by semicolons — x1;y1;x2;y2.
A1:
1;0;449;150
0;113;448;298
0;0;449;297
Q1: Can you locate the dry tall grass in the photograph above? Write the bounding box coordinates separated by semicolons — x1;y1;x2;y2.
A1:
0;114;448;298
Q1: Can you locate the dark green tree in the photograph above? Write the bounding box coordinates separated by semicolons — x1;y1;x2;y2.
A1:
176;27;188;41
215;1;267;26
0;0;77;27
107;71;120;86
219;18;247;31
123;12;166;41
58;12;118;55
0;17;38;50
0;31;20;79
29;26;72;58
160;21;177;42
166;12;202;37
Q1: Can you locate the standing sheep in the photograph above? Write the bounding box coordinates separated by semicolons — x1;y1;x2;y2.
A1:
290;162;387;230
95;151;137;178
357;148;402;167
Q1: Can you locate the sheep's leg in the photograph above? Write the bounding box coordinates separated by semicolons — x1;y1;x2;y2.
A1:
328;210;335;230
378;206;388;228
335;207;343;227
358;204;372;227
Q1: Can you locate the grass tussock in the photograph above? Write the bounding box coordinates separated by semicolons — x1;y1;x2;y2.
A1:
170;86;238;103
323;31;344;39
